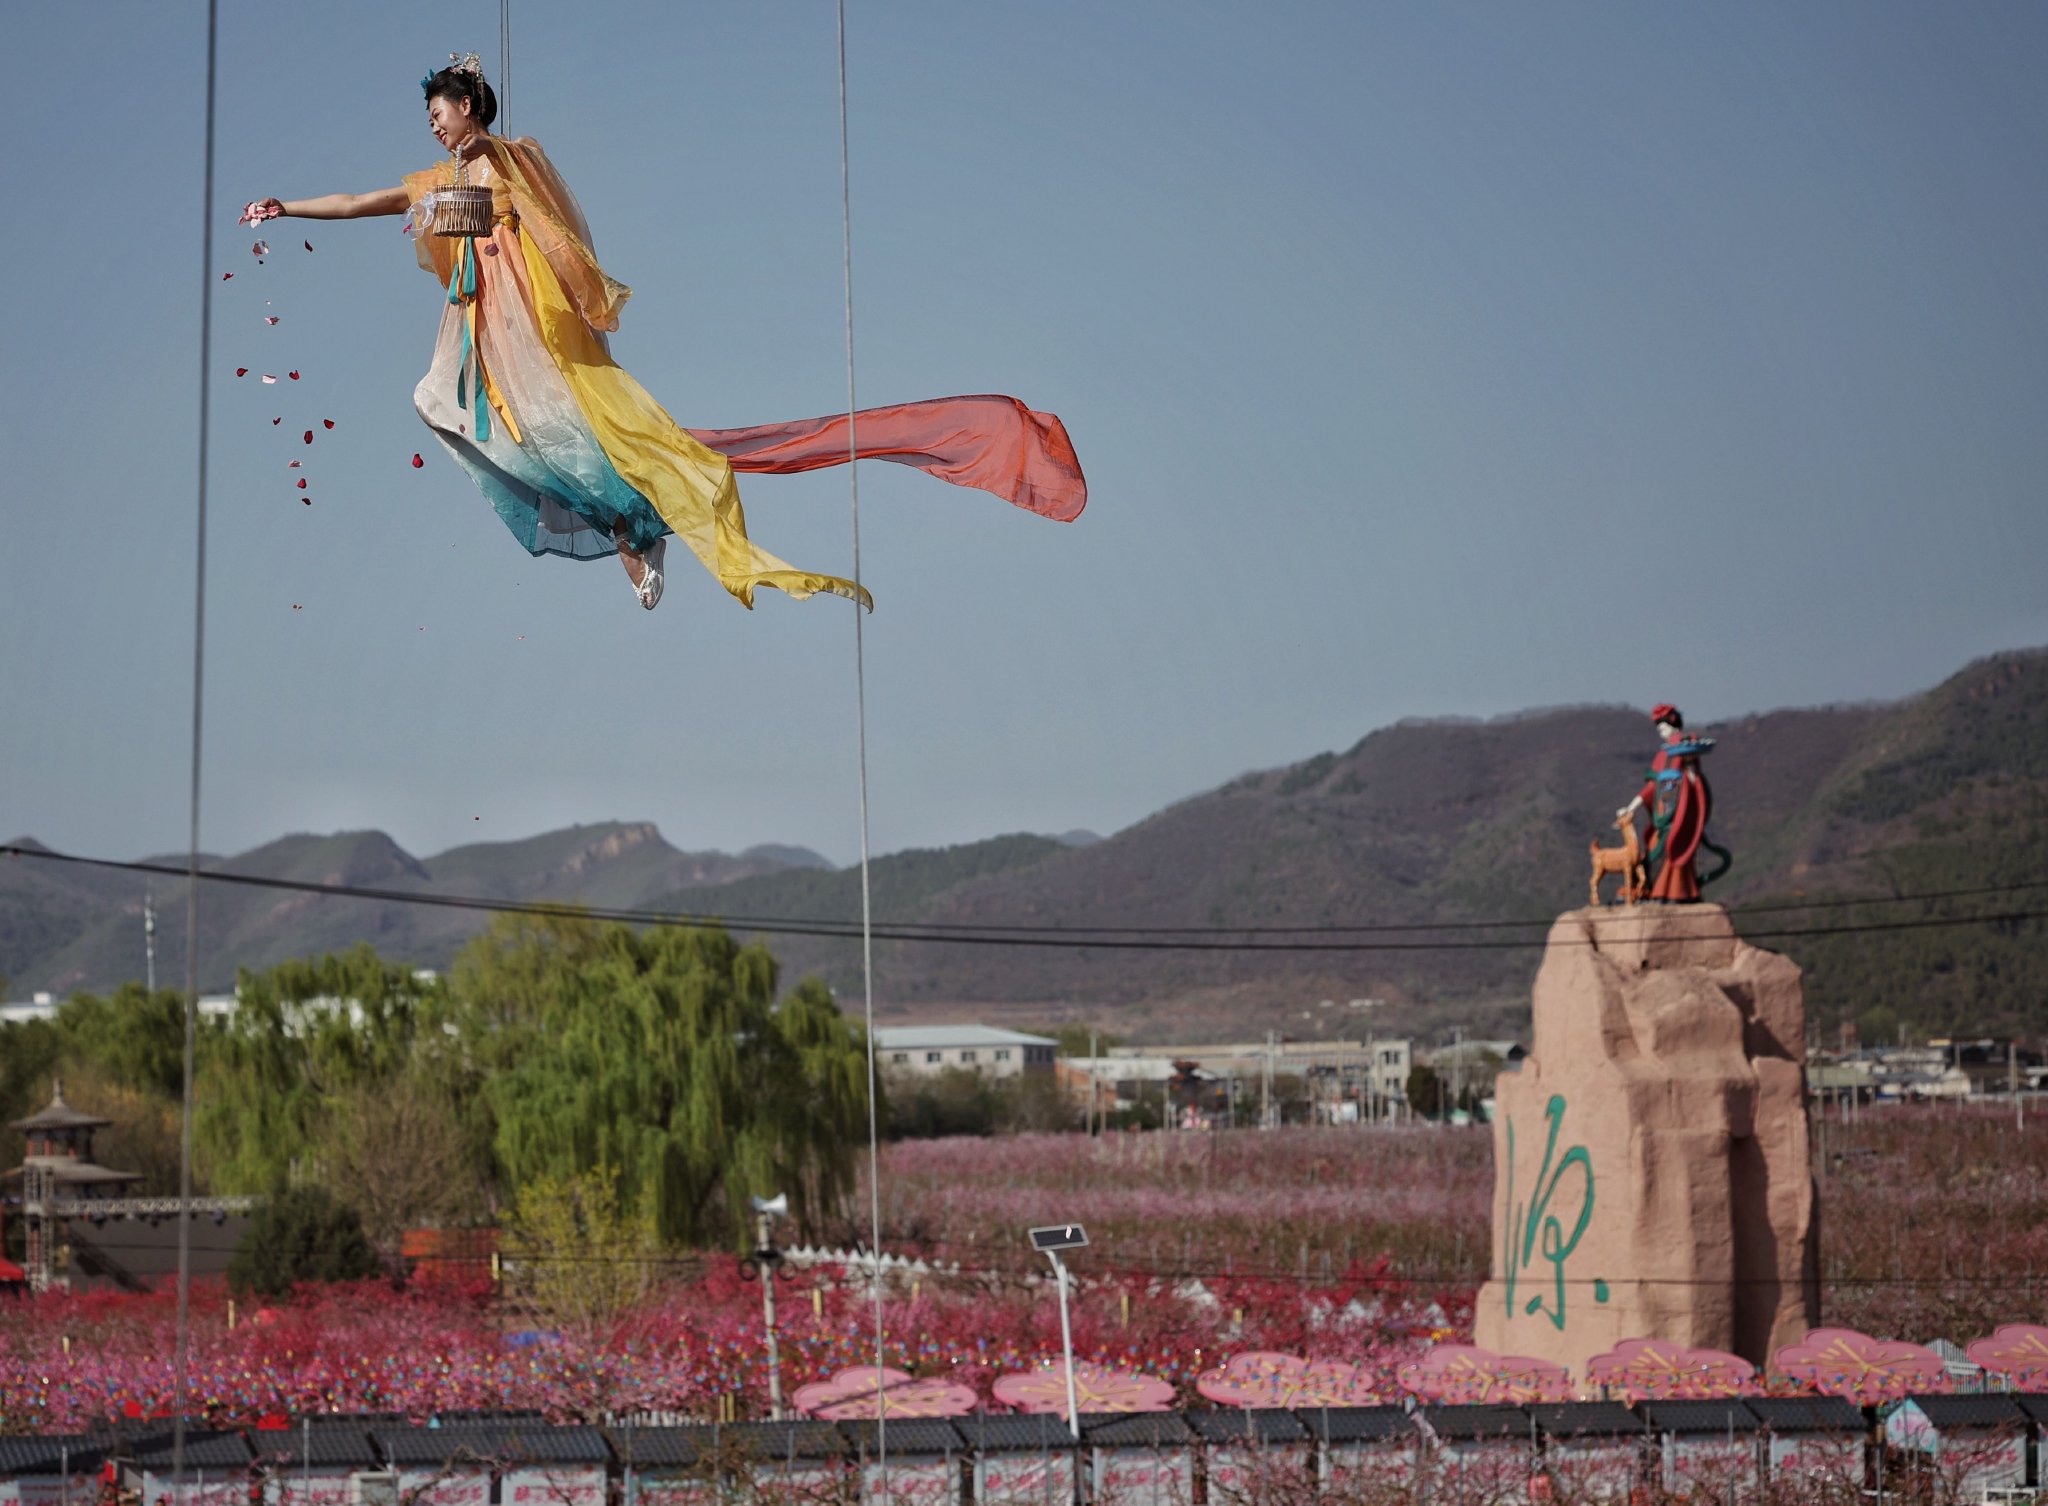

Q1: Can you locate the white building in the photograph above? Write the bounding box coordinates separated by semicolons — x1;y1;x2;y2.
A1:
1073;1038;1419;1125
874;1025;1057;1078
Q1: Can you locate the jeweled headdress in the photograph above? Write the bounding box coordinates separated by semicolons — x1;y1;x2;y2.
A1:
421;51;487;96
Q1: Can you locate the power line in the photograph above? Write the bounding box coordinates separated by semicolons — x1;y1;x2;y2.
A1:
3;842;2043;956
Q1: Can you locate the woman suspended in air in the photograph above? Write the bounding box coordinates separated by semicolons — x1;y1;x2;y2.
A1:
244;55;1084;610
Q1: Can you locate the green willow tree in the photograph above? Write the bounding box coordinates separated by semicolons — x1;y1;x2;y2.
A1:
193;946;481;1195
451;914;871;1248
55;985;189;1101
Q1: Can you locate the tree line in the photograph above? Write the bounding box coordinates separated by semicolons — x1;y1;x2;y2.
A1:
0;915;876;1268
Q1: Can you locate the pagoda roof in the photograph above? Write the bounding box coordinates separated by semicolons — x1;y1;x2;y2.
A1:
10;1078;114;1133
3;1161;144;1189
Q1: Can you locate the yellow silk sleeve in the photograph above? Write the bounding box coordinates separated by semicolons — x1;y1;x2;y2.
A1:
514;231;870;610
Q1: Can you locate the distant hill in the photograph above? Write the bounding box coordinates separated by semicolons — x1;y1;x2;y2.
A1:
655;649;2047;1044
5;649;2043;1043
1;823;797;997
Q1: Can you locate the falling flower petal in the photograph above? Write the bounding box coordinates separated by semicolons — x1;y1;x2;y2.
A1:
261;374;277;384
272;417;282;425
222;272;234;281
264;316;279;326
252;240;269;256
323;419;335;429
411;454;424;468
303;431;314;444
288;461;301;469
304;240;314;252
292;604;302;610
297;479;308;489
288;371;300;380
303;498;311;505
235;368;248;377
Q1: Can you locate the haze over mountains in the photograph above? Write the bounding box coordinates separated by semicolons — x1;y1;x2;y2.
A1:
5;647;2043;1044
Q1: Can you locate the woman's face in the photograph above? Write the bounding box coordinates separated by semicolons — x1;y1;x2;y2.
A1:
427;91;479;152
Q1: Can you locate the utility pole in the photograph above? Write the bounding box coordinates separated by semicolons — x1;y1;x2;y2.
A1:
1089;1029;1099;1137
1816;1080;1827;1179
2013;1039;2022;1133
1365;1031;1376;1128
144;887;156;994
1261;1031;1274;1130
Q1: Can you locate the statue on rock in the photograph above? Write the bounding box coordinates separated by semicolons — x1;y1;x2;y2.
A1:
1474;904;1819;1377
1617;704;1728;903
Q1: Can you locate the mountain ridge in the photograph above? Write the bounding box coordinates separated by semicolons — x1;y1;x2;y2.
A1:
5;648;2042;1043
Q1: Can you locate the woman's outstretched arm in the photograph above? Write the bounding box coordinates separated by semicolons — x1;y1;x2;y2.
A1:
248;187;409;220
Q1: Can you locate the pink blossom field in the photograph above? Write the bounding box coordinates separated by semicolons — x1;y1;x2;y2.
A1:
2;1105;2043;1427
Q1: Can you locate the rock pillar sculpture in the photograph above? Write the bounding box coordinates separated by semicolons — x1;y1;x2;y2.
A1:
1473;904;1818;1374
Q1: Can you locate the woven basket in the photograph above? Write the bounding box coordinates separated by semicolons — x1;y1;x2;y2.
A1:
433;185;494;238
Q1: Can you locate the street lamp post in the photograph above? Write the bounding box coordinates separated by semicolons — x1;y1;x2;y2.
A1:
1029;1224;1089;1440
752;1193;789;1419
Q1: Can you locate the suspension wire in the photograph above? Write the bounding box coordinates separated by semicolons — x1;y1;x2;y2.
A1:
835;0;889;1477
172;0;222;1489
497;0;511;137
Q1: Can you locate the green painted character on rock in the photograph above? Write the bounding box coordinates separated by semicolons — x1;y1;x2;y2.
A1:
1504;1094;1608;1330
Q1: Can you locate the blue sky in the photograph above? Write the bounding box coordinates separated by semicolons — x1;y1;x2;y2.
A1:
4;2;2044;868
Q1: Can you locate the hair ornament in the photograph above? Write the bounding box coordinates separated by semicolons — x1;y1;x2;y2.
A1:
422;52;488;97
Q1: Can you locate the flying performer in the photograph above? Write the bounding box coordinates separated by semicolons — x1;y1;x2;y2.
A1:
243;54;1084;610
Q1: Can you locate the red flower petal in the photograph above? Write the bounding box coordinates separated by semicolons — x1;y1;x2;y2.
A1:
236;368;248;377
288;371;300;380
323;419;335;429
303;431;313;444
264;316;279;326
297;479;308;489
252;240;270;256
411;454;424;468
222;272;234;281
288;461;301;469
272;417;282;425
303;241;314;252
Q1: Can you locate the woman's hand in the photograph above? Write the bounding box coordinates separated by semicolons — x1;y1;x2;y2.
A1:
240;198;285;226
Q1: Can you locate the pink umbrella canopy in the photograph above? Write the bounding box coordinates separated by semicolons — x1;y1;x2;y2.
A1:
1194;1351;1380;1408
1585;1338;1759;1401
1772;1328;1952;1405
992;1361;1176;1414
1965;1325;2048;1391
1397;1344;1572;1405
791;1364;979;1420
